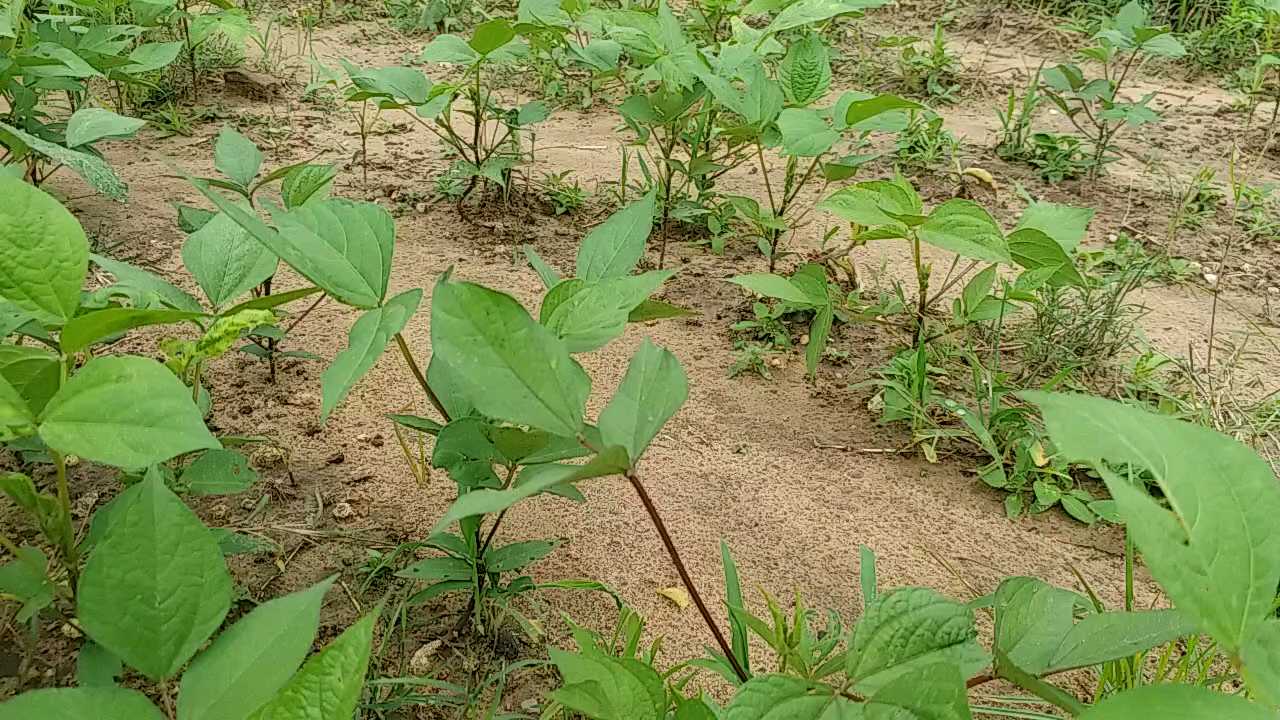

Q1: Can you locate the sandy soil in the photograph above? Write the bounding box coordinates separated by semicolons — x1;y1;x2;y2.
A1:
8;0;1280;712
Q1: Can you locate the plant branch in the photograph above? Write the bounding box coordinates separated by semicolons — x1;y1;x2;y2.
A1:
393;332;451;423
625;469;749;682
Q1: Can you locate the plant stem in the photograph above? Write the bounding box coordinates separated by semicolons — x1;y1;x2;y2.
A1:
626;470;748;683
392;332;451;423
911;231;929;343
179;0;199;103
51;450;79;594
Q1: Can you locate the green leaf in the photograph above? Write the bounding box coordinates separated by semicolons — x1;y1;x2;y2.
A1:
818;178;920;230
181;448;259;496
628;299;696;322
1243;620;1280;707
245;608;379;720
65;108;147;148
0;688;164;720
0;373;36;441
1076;684;1273;720
779;33;832;106
722;541;751;675
60;308;205;354
805;305;833;379
345;65;431;105
77;642;122;687
430;447;628;535
177;577;334;720
777;108;839;157
420;34;481;64
524;245;562;289
77;469;232;681
728;274;812;304
397;555;472;582
0;546;53;623
280;164;335;209
550;645;665;720
0;177;89;326
39;355;219;468
470;19;516;54
321;288;421;421
1015;201;1093;253
183;211;279;311
842;93;921;128
847;588;984;694
214;126;262;189
90;253;204;313
865;663;969;720
576;191;656;281
919;200;1011;263
121;41;183;72
1007;228;1084;287
766;0;890;34
993;576;1192;677
540;272;673;353
0;122;128;201
431;275;589;436
1028;392;1280;658
268;200;395;308
486;539;558;573
725;675;857;719
599;339;687;465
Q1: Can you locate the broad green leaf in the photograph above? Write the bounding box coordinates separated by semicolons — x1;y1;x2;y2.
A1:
766;0;890;34
90;253;204;313
576;191;657;281
1028;392;1280;658
177;577;334;720
321;288;421;420
1076;684;1273;720
183;211;279;310
0;688;164;720
65;109;146;148
0;177;89;325
430;447;628;534
397;555;471;582
486;539;558;572
220;286;320;317
725;675;859;719
628;299;696;322
1242;620;1280;706
1015;201;1093;253
420;34;481;64
540;271;673;353
0;122;128;201
847;588;984;694
269;200;395;308
0;374;36;440
1007;228;1085;287
779;33;831;106
599;339;687;465
77;642;122;687
818;178;920;230
0;546;53;622
39;355;219;468
121;41;183;73
728;274;812;304
994;575;1192;677
430;275;589;436
842;94;920;128
181;448;259;495
280;164;335;209
346;65;431;105
245;608;379;720
78;469;232;681
214;126;262;189
550;645;665;720
865;663;969;720
777;108;838;157
60;307;205;354
919;200;1011;263
470;19;516;54
192;183;393;309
